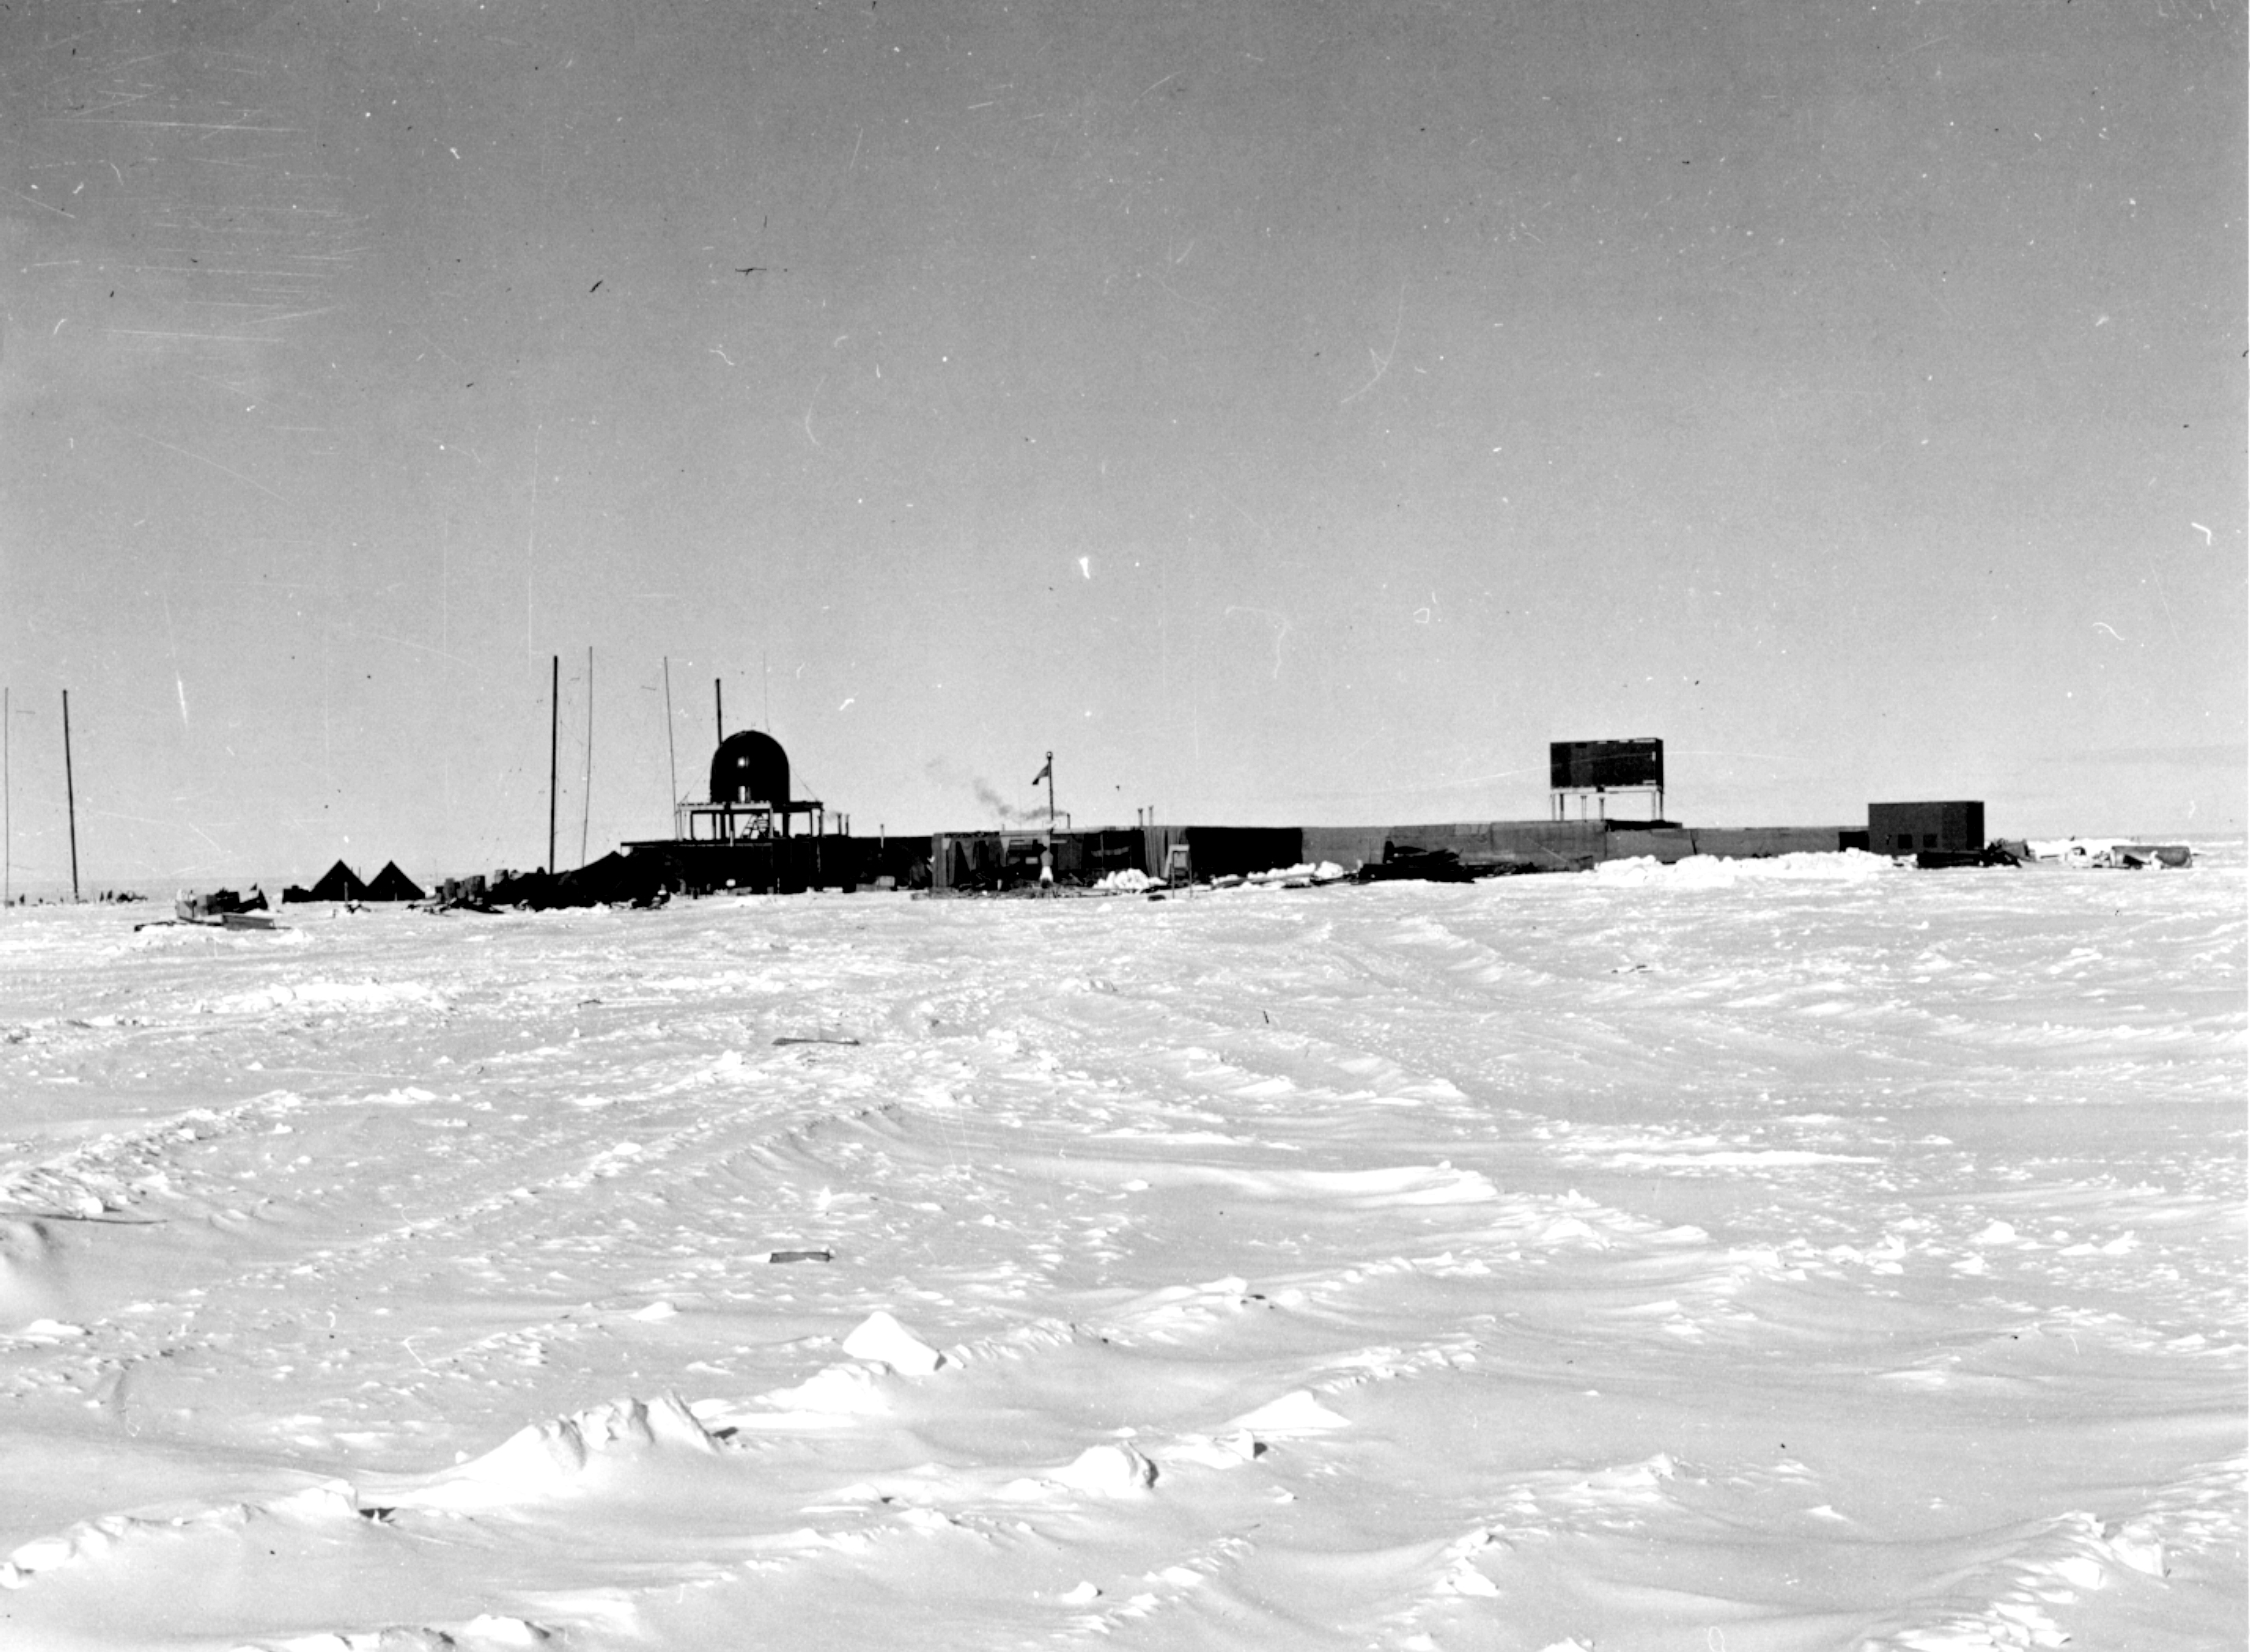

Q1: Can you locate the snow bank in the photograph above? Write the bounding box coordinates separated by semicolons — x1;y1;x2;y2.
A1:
389;1393;722;1511
1592;847;1901;885
209;978;445;1013
839;1309;946;1374
1243;861;1349;887
0;871;2237;1649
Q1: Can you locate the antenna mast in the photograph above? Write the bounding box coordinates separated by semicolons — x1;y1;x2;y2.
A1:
579;646;594;868
61;689;79;902
662;656;679;808
546;655;559;875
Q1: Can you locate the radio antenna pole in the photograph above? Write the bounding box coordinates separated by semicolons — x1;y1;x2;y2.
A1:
662;657;678;806
546;655;559;875
62;689;80;902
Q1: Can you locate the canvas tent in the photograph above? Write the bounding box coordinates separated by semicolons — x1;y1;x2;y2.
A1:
302;861;369;902
363;861;426;902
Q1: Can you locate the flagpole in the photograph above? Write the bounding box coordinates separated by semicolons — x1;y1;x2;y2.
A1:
1045;750;1055;839
61;689;79;902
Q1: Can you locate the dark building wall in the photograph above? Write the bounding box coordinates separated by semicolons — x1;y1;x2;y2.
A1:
1175;827;1304;880
1300;825;1389;870
1486;820;1606;867
1378;821;1499;862
872;814;1893;897
1142;819;1617;876
618;835;857;897
1376;819;1608;870
929;833;975;892
1308;820;1850;870
595;813;1879;901
1296;820;1610;872
841;836;929;889
1119;825;1304;884
1079;828;1147;881
1603;826;1698;864
930;831;1073;892
930;832;969;892
1690;827;1855;859
1867;802;1985;856
925;828;1150;891
1140;824;1185;882
628;816;1879;898
554;850;668;905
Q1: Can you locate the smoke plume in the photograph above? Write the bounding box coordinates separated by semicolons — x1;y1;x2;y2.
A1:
927;759;1046;826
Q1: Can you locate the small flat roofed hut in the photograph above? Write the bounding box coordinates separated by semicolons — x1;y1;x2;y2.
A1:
1867;801;1985;857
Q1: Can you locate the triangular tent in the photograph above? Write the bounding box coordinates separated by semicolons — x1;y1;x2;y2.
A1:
364;861;425;902
306;860;368;902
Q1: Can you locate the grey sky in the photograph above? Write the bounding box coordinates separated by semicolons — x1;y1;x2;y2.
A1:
2;0;2241;885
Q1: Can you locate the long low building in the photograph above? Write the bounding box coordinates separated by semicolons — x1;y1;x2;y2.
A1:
507;816;1872;903
923;819;1865;894
538;728;1878;899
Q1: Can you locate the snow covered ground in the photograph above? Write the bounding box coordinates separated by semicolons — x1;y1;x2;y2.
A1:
0;850;2241;1651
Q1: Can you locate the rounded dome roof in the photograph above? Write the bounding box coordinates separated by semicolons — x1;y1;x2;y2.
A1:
710;730;789;806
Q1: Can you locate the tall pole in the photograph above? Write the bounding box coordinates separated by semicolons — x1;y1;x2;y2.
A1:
662;656;679;809
1046;750;1056;837
714;677;724;745
546;655;559;875
579;646;595;868
61;689;79;902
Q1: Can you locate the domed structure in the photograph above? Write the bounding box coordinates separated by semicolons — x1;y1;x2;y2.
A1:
710;729;790;808
672;727;828;848
622;722;854;896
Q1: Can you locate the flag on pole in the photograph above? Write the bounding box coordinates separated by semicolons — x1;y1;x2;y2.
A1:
1031;756;1052;786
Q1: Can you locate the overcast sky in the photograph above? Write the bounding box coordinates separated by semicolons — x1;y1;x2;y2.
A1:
2;0;2242;887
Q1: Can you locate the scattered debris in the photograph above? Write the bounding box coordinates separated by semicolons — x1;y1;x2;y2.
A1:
147;888;280;931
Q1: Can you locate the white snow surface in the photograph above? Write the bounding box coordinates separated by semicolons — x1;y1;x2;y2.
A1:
0;855;2241;1650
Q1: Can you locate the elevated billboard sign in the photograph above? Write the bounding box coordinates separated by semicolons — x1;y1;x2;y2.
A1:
1549;738;1664;792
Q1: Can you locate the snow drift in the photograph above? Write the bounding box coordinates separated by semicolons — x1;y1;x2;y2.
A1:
0;851;2240;1649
